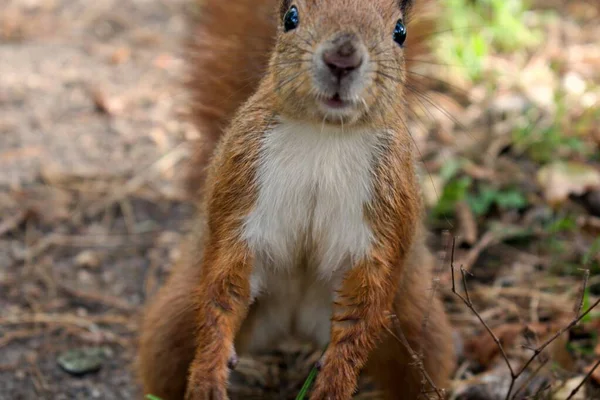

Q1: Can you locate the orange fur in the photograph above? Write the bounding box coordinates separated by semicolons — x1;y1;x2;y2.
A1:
138;0;454;399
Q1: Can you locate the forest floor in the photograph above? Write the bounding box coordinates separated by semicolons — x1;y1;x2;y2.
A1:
1;0;599;399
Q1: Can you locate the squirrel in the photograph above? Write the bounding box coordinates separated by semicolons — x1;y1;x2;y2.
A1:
137;0;456;399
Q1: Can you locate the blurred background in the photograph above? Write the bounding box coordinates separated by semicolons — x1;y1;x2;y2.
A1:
0;0;598;399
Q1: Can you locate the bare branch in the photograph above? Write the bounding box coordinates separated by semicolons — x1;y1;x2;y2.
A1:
566;359;600;400
386;317;446;400
448;236;600;400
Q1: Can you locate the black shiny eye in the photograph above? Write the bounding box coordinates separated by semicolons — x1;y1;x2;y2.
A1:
283;6;299;32
393;19;407;46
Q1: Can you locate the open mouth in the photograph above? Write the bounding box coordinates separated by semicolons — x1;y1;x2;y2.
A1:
323;93;350;109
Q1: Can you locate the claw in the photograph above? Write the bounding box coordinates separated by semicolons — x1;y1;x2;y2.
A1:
227;346;238;370
315;352;326;371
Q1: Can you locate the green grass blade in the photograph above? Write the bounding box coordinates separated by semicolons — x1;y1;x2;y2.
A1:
295;365;319;400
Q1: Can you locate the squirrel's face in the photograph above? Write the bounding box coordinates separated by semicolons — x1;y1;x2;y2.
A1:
271;0;412;126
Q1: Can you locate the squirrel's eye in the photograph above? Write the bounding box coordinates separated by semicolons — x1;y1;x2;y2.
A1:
393;19;407;46
283;6;299;32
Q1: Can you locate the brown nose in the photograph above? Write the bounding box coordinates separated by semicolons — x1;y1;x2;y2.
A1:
322;37;363;79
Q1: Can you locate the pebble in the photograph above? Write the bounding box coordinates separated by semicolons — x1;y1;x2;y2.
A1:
57;347;107;376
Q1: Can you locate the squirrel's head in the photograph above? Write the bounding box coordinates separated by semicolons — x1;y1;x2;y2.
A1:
271;0;414;127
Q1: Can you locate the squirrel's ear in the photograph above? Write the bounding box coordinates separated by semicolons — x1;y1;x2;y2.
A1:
280;0;293;19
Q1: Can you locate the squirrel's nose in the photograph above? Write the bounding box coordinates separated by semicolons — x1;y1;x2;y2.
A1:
322;38;363;79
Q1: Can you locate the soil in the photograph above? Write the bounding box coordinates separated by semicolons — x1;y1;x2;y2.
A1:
1;0;599;399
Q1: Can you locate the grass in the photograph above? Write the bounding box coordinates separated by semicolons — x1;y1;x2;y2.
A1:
512;101;591;164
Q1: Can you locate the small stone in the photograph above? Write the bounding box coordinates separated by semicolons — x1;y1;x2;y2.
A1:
57;347;107;376
75;251;101;269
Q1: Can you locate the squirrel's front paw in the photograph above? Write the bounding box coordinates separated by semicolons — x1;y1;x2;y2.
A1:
185;363;229;400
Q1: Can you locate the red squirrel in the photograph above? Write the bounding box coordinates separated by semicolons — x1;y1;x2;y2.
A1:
138;0;455;399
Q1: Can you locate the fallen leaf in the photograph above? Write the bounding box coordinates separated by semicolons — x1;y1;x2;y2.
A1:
537;162;600;205
465;319;570;368
465;324;523;367
553;377;586;399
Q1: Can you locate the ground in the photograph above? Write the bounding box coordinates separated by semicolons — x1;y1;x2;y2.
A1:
0;0;599;399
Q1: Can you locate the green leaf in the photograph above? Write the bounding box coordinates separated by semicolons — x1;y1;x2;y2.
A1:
546;216;577;234
494;189;527;210
583;238;600;266
146;395;163;400
434;177;472;216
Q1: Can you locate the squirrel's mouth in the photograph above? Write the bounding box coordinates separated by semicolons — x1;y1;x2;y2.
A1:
323;93;350;109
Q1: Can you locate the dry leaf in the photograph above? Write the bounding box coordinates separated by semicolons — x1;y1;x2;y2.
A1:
465;324;523;367
553;377;586;399
537;162;600;204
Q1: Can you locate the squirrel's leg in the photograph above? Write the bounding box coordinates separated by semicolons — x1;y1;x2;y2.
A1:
138;237;254;400
137;244;201;400
185;241;253;400
309;249;405;400
365;244;455;399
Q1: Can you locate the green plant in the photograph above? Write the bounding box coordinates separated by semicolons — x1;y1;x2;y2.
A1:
512;107;587;164
434;175;527;218
544;215;578;235
468;185;527;216
583;238;600;266
436;0;539;81
434;176;472;216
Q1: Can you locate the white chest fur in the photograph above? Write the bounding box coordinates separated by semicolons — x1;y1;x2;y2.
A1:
243;120;378;293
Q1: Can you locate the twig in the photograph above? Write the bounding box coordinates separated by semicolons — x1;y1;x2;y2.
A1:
0;313;136;330
0;209;28;237
83;143;189;219
386;317;445;399
14;232;157;264
511;358;549;399
458;230;498;271
0;329;44;349
450;240;516;384
59;283;135;312
574;269;590;319
566;359;600;400
448;236;600;400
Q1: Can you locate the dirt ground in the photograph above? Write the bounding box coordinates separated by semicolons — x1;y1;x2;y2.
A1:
1;0;600;399
1;1;192;398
